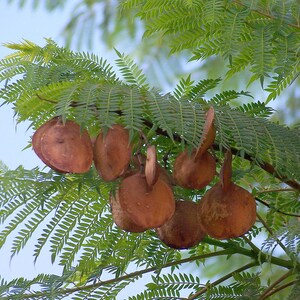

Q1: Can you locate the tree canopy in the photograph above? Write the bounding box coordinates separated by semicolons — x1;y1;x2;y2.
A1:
0;1;299;299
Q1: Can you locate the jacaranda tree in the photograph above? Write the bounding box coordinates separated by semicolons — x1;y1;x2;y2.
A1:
0;1;299;299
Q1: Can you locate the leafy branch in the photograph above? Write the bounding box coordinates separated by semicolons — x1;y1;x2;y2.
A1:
0;250;229;299
1;236;298;299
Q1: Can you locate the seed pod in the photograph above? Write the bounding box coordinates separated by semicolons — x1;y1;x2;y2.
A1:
156;200;206;249
93;124;132;181
198;151;256;239
110;190;146;233
173;107;216;189
33;117;93;173
145;145;160;188
118;172;175;229
131;153;173;187
173;150;216;189
32;117;61;171
195;106;216;158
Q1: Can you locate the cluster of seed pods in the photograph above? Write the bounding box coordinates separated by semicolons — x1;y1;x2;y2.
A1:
32;108;256;249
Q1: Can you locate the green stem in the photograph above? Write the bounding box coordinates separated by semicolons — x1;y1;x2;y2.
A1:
187;261;258;299
243;236;260;253
203;237;297;270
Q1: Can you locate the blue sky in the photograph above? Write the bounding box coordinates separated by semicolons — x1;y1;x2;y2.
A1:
0;1;73;281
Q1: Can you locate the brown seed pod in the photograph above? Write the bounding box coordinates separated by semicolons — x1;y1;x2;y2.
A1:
156;200;206;249
145;145;160;188
32;117;61;171
173;107;216;189
195;106;216;158
93;124;132;181
118;172;175;229
33;117;93;173
110;190;146;233
131;152;173;187
198;151;256;240
173;150;216;189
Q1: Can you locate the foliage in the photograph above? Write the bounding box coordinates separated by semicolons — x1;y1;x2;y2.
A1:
0;38;299;299
6;0;300;104
121;0;300;102
0;1;300;299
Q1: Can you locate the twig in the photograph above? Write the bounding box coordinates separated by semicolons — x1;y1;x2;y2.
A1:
187;261;258;299
260;280;297;300
256;213;289;257
256;197;300;218
259;269;294;299
36;94;58;104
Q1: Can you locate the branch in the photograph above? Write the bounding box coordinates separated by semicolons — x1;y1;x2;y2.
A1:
36;95;300;191
203;237;298;270
225;147;300;192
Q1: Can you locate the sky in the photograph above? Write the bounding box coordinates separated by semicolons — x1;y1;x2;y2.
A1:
0;2;71;171
0;0;76;282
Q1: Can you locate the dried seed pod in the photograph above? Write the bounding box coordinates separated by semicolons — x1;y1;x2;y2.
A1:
156;200;206;249
173;150;216;189
158;165;174;187
195;106;216;158
198;151;256;240
118;172;175;229
110;190;146;233
32;117;61;171
93;124;132;181
131;152;173;187
33;117;93;173
173;107;216;189
145;145;159;187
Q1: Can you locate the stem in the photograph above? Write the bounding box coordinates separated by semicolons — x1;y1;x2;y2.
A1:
203;237;296;270
187;261;258;299
256;213;290;257
2;249;230;300
256;197;300;217
259;269;294;299
243;236;260;253
260;280;297;300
